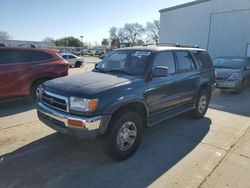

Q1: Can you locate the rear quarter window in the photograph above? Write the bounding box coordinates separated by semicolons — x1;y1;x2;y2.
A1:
0;49;53;64
193;51;213;70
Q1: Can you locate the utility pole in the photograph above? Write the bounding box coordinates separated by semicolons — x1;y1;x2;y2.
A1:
79;36;84;56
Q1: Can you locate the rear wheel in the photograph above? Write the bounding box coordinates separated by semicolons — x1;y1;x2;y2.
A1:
189;88;210;119
103;111;143;161
75;61;82;68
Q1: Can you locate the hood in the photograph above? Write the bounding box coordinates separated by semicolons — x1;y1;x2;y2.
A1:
215;68;241;79
44;71;140;97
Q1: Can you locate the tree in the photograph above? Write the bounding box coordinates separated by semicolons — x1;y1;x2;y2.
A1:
42;37;55;43
111;39;120;48
135;39;145;46
122;23;145;46
109;26;118;40
109;27;120;48
0;31;10;41
117;28;128;43
55;36;82;47
101;38;109;46
109;23;145;47
145;20;160;45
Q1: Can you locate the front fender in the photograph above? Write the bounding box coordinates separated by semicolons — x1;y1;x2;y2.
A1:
103;95;149;117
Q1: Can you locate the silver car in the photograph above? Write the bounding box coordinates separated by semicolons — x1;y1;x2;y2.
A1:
214;57;250;93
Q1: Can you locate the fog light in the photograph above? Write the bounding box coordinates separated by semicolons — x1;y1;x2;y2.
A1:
68;119;85;127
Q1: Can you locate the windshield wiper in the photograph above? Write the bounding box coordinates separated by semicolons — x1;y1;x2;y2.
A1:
93;67;107;73
106;69;132;75
214;66;233;69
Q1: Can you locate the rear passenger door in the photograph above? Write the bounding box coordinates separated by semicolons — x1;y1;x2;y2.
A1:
174;51;199;104
67;55;77;66
0;49;29;99
0;49;53;100
146;51;181;114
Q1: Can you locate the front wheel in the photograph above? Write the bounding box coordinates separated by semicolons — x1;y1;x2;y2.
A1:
236;80;244;93
189;89;210;119
103;111;143;161
30;79;47;102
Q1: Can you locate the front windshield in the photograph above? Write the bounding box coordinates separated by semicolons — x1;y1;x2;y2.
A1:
95;50;152;75
213;58;244;69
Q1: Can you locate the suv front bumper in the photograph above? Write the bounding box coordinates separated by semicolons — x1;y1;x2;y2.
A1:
37;102;111;139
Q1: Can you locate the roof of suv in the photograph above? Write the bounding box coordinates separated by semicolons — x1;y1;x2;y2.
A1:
0;46;59;54
116;45;206;52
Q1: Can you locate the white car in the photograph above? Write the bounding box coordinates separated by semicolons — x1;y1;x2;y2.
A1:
60;53;84;67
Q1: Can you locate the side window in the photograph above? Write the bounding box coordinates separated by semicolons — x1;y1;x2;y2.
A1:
153;51;176;74
0;49;52;64
68;55;76;59
24;51;53;62
62;55;68;59
193;51;213;70
176;51;194;72
0;49;27;64
0;49;16;64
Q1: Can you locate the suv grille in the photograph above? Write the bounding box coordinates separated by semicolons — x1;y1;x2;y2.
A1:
41;91;68;112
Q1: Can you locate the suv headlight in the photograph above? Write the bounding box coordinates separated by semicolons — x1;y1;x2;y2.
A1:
228;73;240;81
69;97;98;112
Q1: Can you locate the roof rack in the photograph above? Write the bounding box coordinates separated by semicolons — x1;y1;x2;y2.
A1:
158;43;200;48
18;44;38;48
143;43;158;46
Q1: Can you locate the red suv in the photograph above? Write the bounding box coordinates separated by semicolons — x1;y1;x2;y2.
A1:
0;47;69;102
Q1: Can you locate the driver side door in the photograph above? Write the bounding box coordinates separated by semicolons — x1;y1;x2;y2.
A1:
146;51;181;115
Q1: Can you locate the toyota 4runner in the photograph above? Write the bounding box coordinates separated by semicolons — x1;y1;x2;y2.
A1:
37;45;215;160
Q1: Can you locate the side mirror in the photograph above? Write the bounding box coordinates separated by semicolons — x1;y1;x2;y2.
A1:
95;63;99;68
153;66;168;77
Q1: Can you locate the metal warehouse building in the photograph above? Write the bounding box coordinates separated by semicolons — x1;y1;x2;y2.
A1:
159;0;250;58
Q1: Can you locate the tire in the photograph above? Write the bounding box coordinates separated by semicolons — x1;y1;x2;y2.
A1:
189;88;211;119
30;79;47;102
75;61;82;68
103;110;143;161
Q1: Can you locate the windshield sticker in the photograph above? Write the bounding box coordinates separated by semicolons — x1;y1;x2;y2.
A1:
134;51;151;56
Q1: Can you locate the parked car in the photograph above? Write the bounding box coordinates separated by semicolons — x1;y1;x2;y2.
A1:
88;49;96;56
72;48;88;56
60;53;84;67
95;48;105;56
214;57;250;93
37;45;215;160
0;47;69;102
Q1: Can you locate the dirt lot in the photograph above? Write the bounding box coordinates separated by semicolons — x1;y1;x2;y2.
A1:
0;56;250;188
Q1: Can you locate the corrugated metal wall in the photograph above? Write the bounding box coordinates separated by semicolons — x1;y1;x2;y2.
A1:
247;44;250;57
208;9;250;58
160;0;250;58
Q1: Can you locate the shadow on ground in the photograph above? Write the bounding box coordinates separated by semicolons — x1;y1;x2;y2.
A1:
209;87;250;117
0;100;34;118
0;115;211;188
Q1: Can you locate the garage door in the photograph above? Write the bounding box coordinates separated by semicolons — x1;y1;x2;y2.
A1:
208;9;250;58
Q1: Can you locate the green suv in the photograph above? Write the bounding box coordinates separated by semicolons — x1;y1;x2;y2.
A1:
37;45;215;160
